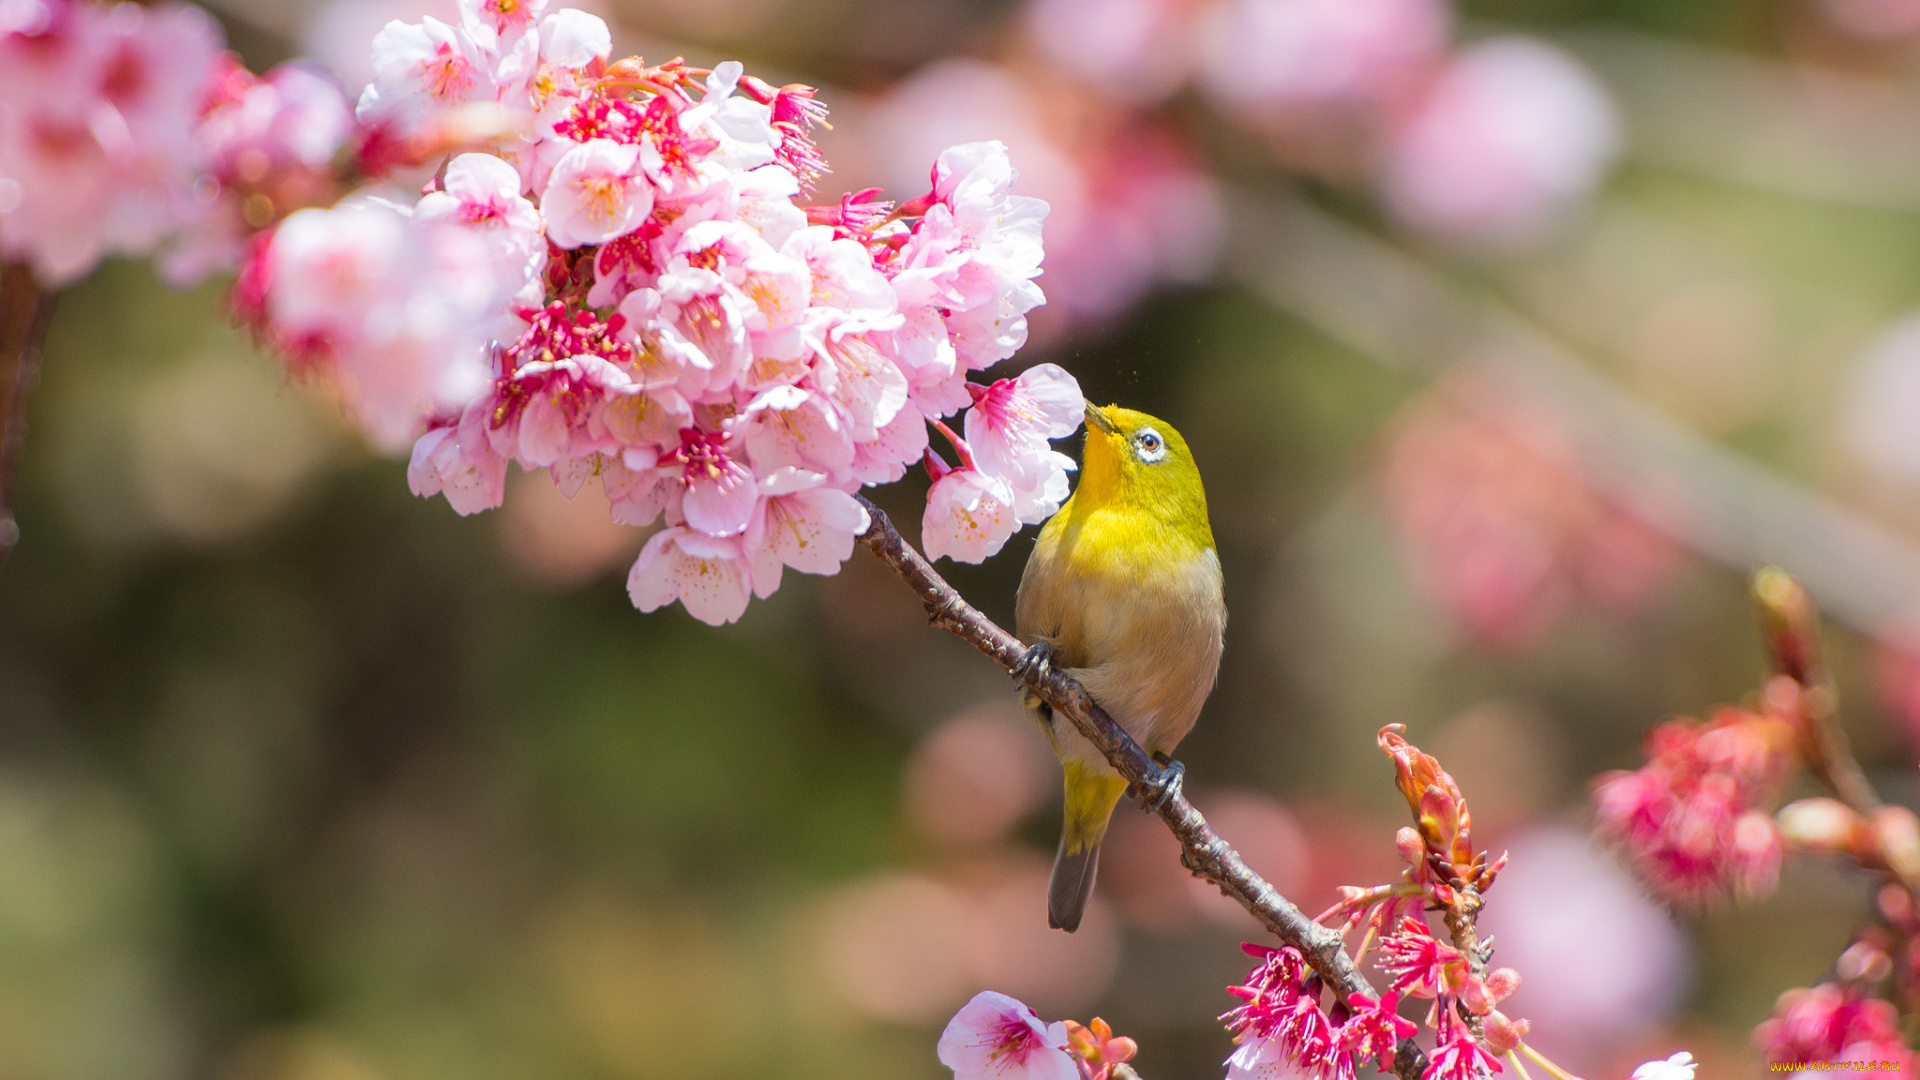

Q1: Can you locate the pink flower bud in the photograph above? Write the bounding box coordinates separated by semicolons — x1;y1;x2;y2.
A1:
1457;975;1496;1016
1836;939;1893;985
1871;806;1920;881
1777;798;1866;854
1396;826;1424;865
1485;967;1520;1003
1484;1010;1529;1053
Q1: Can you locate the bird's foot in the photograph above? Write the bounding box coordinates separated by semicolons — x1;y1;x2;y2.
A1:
1137;754;1186;813
1012;641;1056;686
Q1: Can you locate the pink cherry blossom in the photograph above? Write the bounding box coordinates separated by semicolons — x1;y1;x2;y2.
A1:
504;7;608;145
676;218;811;333
1376;916;1463;998
963;363;1082;517
416;151;543;270
459;0;547;47
1426;1014;1501;1080
356;15;496;138
626;525;753;625
1381;37;1618;247
744;467;871;596
544;137;652;247
784;224;897;316
936;991;1078;1080
408;400;507;515
863;59;1217;332
923;466;1020;564
669;428;759;537
805;319;911;443
739;385;856;480
1630;1052;1696;1080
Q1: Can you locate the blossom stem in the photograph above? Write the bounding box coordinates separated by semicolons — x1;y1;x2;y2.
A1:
854;496;1430;1080
1519;1040;1587;1080
1353;921;1381;966
930;419;976;470
1753;566;1882;817
0;262;53;570
1507;1050;1536;1080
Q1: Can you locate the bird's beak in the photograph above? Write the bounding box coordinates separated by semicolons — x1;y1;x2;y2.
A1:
1084;401;1116;434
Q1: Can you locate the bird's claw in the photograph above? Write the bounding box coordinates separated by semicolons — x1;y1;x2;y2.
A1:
1013;641;1056;686
1137;755;1186;813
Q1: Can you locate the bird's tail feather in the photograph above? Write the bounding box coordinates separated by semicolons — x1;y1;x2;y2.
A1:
1049;838;1100;932
1049;765;1128;932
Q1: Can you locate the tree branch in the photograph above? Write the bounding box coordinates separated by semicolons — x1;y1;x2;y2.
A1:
1753;566;1882;816
855;496;1429;1080
0;262;53;569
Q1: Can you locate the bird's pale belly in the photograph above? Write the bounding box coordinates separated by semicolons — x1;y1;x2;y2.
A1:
1039;547;1225;773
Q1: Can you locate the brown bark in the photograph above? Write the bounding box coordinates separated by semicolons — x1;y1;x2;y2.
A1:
0;263;54;568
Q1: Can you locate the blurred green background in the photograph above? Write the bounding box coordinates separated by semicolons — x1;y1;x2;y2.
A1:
12;0;1920;1077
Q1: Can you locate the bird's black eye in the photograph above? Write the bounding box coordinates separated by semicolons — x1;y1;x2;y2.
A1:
1134;428;1167;463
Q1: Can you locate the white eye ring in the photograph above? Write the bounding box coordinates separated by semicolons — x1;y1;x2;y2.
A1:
1135;428;1167;463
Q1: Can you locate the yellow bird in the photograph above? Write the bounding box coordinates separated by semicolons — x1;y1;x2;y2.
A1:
1015;403;1226;932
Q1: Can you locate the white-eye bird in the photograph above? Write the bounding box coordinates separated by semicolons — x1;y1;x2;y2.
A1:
1015;402;1225;932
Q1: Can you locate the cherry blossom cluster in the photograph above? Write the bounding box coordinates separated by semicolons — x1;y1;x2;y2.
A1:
1756;982;1910;1069
1593;570;1920;1061
937;991;1136;1080
1591;698;1795;905
1251;728;1615;1080
1221;944;1413;1080
233;0;1079;625
938;985;1699;1080
0;0;224;285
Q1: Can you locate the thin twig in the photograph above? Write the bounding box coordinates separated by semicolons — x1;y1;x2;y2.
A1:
855;496;1430;1080
0;262;53;569
1753;566;1882;816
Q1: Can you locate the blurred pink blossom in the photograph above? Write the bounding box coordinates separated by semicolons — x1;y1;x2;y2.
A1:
1754;983;1910;1070
1381;37;1617;246
166;58;357;285
1195;0;1449;114
1379;376;1680;649
1024;0;1197;105
903;703;1053;847
1843;313;1920;486
1592;703;1795;905
0;0;225;284
1478;826;1689;1072
1101;788;1310;930
263;178;538;450
1818;0;1920;40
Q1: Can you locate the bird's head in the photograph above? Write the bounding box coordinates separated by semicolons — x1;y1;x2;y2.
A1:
1076;403;1212;544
